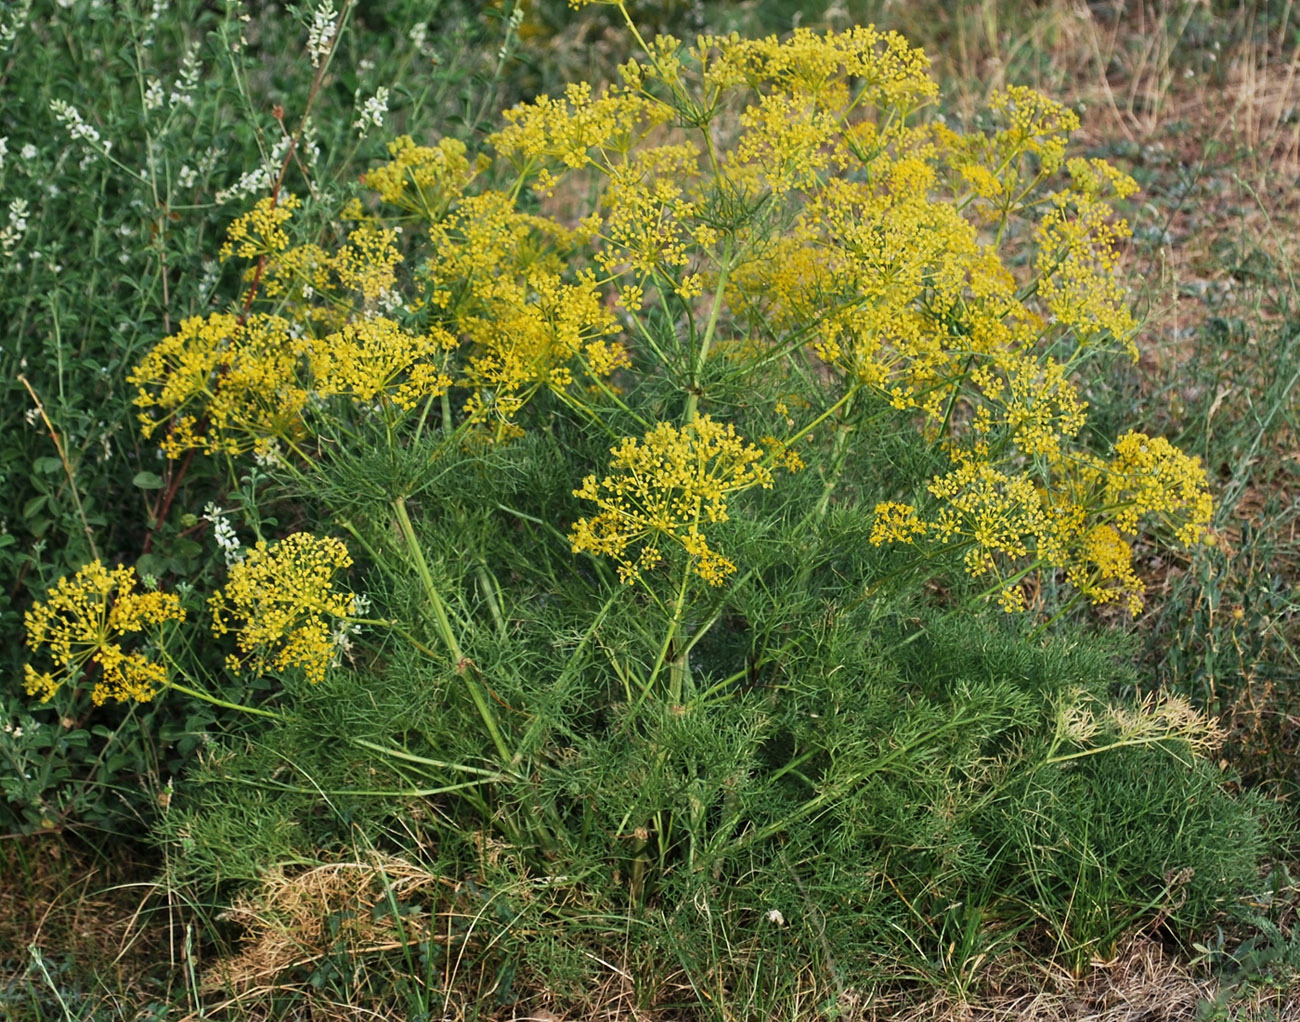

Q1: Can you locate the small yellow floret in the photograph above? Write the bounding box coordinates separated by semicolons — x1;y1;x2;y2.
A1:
220;194;301;262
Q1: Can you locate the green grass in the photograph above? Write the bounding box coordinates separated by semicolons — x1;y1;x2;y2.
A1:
3;1;1299;1019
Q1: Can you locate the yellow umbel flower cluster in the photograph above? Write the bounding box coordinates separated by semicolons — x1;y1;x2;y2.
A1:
24;562;185;705
695;25;937;111
220;194;301;261
362;135;478;217
260;220;405;324
492;80;669;172
1102;432;1214;544
870;431;1212;615
570;417;773;586
308;318;455;410
129;312;308;459
988;85;1080;173
209;533;355;685
125;9;1209;620
1035;191;1138;354
131;194;458;457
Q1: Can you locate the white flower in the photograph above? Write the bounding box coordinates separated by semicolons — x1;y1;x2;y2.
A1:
170;42;200;108
51;99;110;163
307;2;337;67
216;136;291;203
252;440;283;468
202;503;244;566
0;198;29;259
353;85;388;137
144;77;164;111
0;0;34;45
21;143;36;160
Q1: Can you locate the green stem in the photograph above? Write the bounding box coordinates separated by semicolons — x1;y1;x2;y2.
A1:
1045;735;1189;767
513;590;620;765
968;557;1047;606
782;383;863;451
936;356;974;442
682;237;733;424
1028;590;1086;642
476;564;507;638
349;737;510;779
391;497;513;765
813;390;857;521
165;679;284;720
233;777;504;798
392;498;463;662
646;566;693;705
569;350;651;430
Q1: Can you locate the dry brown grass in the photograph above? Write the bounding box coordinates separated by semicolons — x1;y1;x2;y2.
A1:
0;834;176;1013
199;854;448;992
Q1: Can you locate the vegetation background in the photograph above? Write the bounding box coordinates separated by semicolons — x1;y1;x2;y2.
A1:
1;0;1298;1018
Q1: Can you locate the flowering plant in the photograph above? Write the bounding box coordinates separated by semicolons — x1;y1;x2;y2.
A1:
23;2;1228;937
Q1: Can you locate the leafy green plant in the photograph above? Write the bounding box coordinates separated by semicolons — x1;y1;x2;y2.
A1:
7;0;1281;1016
0;0;531;837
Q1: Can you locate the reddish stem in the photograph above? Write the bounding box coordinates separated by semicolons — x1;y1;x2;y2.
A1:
142;4;350;550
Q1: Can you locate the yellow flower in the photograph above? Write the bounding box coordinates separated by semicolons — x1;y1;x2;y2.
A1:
1035;191;1138;354
364;135;477;217
24;562;185;705
129;312;309;459
998;586;1026;613
570;416;773;586
870;502;927;546
596;143;702;278
309;317;455;410
491;81;670;174
329;222;404;307
457;268;624;434
220;193;301;262
989;85;1079;174
209;533;355;685
1103;432;1213;544
696;25;937;111
1066;524;1146;615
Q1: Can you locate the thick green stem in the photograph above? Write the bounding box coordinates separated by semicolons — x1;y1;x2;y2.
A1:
350;737;511;779
392;498;463;661
1045;735;1190;767
783;383;863;451
647;566;693;704
1028;590;1086;642
391;497;513;765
